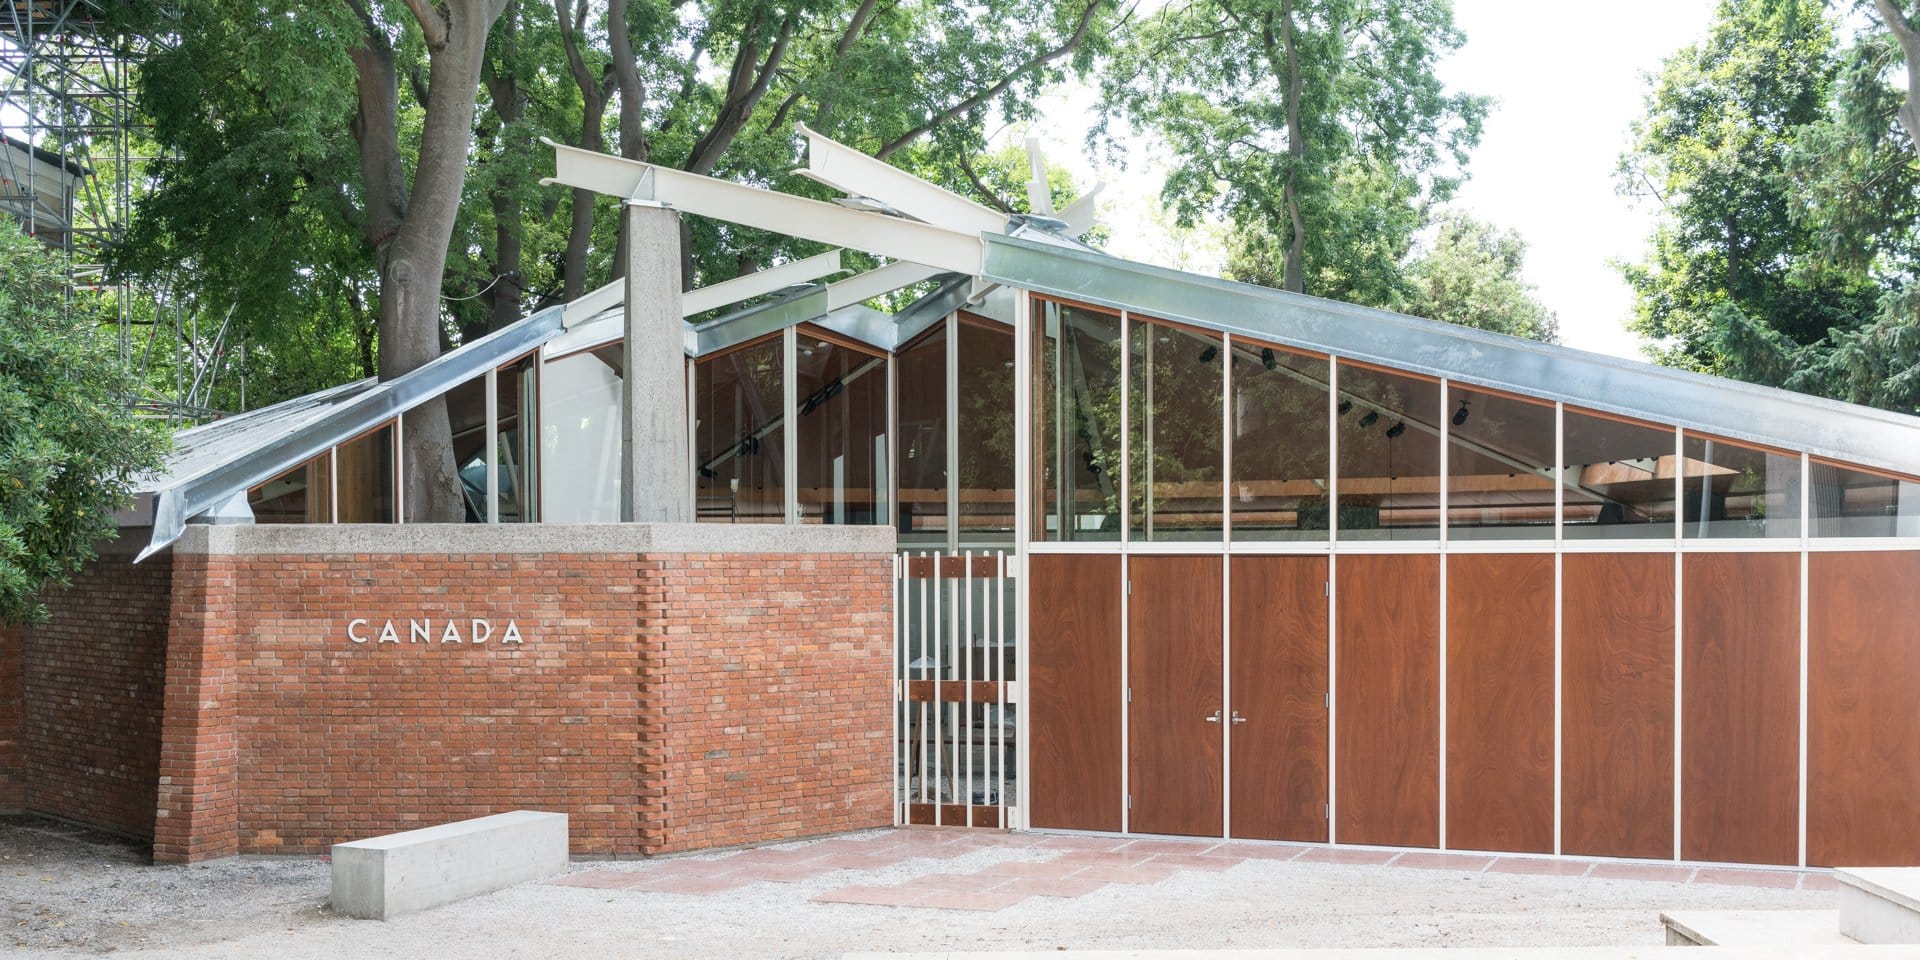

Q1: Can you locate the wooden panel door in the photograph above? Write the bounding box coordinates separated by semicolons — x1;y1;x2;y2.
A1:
1028;554;1123;832
1446;553;1555;854
1561;553;1675;860
1229;556;1328;842
1682;552;1799;865
1335;554;1440;848
1128;555;1224;837
1809;551;1920;866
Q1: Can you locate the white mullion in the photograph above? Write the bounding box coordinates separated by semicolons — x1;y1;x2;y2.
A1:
920;554;932;807
1673;427;1685;861
330;443;341;524
1798;451;1810;868
392;416;404;524
783;326;799;524
1119;311;1132;833
485;366;500;524
1221;334;1233;840
1554;401;1564;855
963;550;974;820
1438;378;1449;850
1013;293;1033;830
892;553;902;824
1327;358;1340;845
946;312;960;552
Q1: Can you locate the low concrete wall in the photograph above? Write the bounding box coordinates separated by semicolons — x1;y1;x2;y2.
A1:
331;810;569;920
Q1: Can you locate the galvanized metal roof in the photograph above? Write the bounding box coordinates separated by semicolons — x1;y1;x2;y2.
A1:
982;232;1920;478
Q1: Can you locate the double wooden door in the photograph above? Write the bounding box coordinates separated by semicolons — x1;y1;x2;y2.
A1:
1030;553;1327;840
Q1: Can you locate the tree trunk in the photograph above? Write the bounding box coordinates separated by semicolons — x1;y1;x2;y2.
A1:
555;0;607;300
1875;0;1920;150
608;0;647;280
482;4;525;333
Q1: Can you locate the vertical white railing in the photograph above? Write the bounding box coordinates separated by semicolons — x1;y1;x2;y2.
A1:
894;548;1015;827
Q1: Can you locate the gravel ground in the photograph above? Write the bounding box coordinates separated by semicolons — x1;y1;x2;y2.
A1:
1;815;1833;959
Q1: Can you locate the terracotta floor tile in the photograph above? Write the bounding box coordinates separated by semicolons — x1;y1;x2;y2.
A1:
1213;843;1309;861
1800;873;1840;892
1693;867;1801;889
1392;852;1495;872
738;863;833;883
976;861;1086;880
904;873;1013;893
813;854;907;872
811;885;931;907
1029;835;1130;852
996;876;1111;899
550;870;644;889
725;848;826;866
1587;862;1696;883
628;875;750;895
1050;850;1160;868
1488;857;1594;877
1294;847;1399;866
1070;864;1176;885
1144;854;1239;871
1121;839;1220;856
640;860;739;879
911;889;1031;912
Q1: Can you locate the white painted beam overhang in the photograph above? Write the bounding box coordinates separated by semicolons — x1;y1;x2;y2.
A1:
793;122;1008;235
541;139;986;276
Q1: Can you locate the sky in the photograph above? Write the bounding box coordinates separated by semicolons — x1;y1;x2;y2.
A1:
1003;0;1721;360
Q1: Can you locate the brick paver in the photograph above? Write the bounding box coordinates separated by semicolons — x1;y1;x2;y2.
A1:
1488;857;1594;877
1693;867;1801;889
1392;852;1495;872
913;890;1031;912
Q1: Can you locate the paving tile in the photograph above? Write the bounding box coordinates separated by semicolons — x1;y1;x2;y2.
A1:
903;873;1013;893
813;854;910;872
1070;864;1177;885
1800;873;1840;892
1121;839;1220;856
1145;853;1240;871
550;870;646;889
1050;849;1161;868
811;885;931;907
1392;852;1495;872
975;860;1087;880
1208;842;1308;861
912;889;1031;912
1029;835;1130;852
1587;862;1696;883
1693;867;1802;889
626;875;750;895
639;860;741;879
1294;847;1399;866
725;848;828;867
737;863;833;883
1488;857;1594;877
996;876;1111;899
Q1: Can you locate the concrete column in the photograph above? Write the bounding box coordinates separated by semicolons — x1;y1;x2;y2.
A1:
621;201;693;523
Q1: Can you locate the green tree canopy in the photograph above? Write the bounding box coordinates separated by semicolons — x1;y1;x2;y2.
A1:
0;222;169;625
1402;212;1558;343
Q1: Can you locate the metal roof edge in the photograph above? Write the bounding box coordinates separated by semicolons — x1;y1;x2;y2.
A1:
138;304;568;560
982;233;1920;477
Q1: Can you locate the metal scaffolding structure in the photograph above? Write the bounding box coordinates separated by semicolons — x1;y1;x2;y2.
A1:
1;0;221;422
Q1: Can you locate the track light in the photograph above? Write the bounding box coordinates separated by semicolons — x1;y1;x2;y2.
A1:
1337;399;1353;416
1261;347;1277;370
1357;410;1379;428
1198;345;1218;363
1452;401;1470;426
1386;421;1407;439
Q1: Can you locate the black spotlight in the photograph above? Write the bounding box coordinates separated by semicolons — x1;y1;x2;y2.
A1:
1261;347;1277;370
1386;421;1407;439
1198;345;1219;363
1452;401;1470;426
1337;399;1354;416
1357;410;1379;428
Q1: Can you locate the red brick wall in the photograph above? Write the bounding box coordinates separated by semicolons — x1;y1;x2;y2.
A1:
19;551;172;838
642;553;894;854
0;624;20;811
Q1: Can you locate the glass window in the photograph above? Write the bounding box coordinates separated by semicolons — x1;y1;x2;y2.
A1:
1229;340;1329;541
955;317;1015;544
248;451;332;523
1129;316;1224;540
1034;299;1122;541
1681;434;1801;538
335;423;396;523
494;356;538;522
694;334;785;523
894;322;947;544
794;326;888;525
1336;362;1441;540
540;345;624;523
1445;386;1557;540
1562;406;1677;539
1809;460;1920;537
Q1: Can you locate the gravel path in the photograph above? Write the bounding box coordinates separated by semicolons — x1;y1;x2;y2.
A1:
1;816;1832;959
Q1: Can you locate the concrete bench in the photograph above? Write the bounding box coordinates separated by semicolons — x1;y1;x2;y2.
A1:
331;810;569;920
1839;868;1920;944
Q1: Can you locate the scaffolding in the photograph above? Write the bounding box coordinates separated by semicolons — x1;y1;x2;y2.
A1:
1;0;222;422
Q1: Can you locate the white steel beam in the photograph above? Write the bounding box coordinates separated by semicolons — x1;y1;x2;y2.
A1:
825;260;944;312
683;249;845;315
543;140;984;275
1057;182;1105;238
796;122;1007;235
562;279;623;327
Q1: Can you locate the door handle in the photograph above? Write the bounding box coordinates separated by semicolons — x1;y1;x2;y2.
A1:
1230;710;1247;724
1205;709;1221;723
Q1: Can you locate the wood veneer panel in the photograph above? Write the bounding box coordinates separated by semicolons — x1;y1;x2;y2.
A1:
1808;551;1920;866
1561;552;1674;860
1682;552;1799;866
1230;556;1329;842
1128;555;1225;837
1446;553;1554;854
1028;554;1123;832
1335;554;1439;848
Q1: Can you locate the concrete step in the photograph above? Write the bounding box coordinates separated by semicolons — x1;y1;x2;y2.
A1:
1660;909;1854;946
1838;868;1920;944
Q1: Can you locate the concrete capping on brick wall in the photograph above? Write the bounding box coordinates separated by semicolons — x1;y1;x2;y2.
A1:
170;522;895;557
